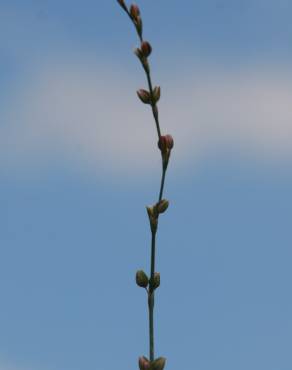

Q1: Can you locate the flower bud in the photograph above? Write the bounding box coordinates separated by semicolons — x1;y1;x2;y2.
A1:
158;134;174;152
157;136;168;153
152;86;161;104
139;356;151;370
130;4;140;19
151;357;166;370
150;272;160;289
165;134;174;149
136;270;149;288
158;134;174;169
141;41;152;57
137;89;151;104
156;199;169;214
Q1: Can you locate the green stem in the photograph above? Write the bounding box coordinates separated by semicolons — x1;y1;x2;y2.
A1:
148;230;156;361
158;166;166;202
119;6;171;362
148;163;167;361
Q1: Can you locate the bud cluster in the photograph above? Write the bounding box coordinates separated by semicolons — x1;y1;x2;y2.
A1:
136;84;161;105
136;270;160;291
139;356;166;370
134;40;152;73
116;1;143;38
130;4;143;38
137;85;161;106
146;199;169;233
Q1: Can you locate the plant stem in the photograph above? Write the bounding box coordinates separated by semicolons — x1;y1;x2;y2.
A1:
128;18;165;360
148;230;156;361
118;4;172;363
158;167;166;202
148;163;167;361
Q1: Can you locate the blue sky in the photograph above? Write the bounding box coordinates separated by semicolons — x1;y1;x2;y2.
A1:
1;1;292;370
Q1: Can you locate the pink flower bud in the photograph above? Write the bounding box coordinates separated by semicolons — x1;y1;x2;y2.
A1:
137;89;151;104
158;135;174;169
130;4;140;19
139;356;151;370
164;134;174;149
157;136;168;153
141;41;152;57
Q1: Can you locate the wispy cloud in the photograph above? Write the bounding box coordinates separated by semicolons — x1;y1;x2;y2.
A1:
1;59;292;177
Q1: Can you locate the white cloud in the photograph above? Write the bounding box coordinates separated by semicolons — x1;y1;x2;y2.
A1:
1;60;292;177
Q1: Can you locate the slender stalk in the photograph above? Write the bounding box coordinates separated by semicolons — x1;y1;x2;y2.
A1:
148;230;156;360
158;167;167;203
148;164;167;361
117;2;173;368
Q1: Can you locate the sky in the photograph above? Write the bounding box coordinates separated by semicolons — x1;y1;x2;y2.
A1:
1;1;292;369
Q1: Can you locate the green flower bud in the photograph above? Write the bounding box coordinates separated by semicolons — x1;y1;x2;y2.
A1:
146;206;158;233
151;357;166;370
152;86;161;104
150;272;160;290
146;205;158;218
136;270;149;288
156;199;169;214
